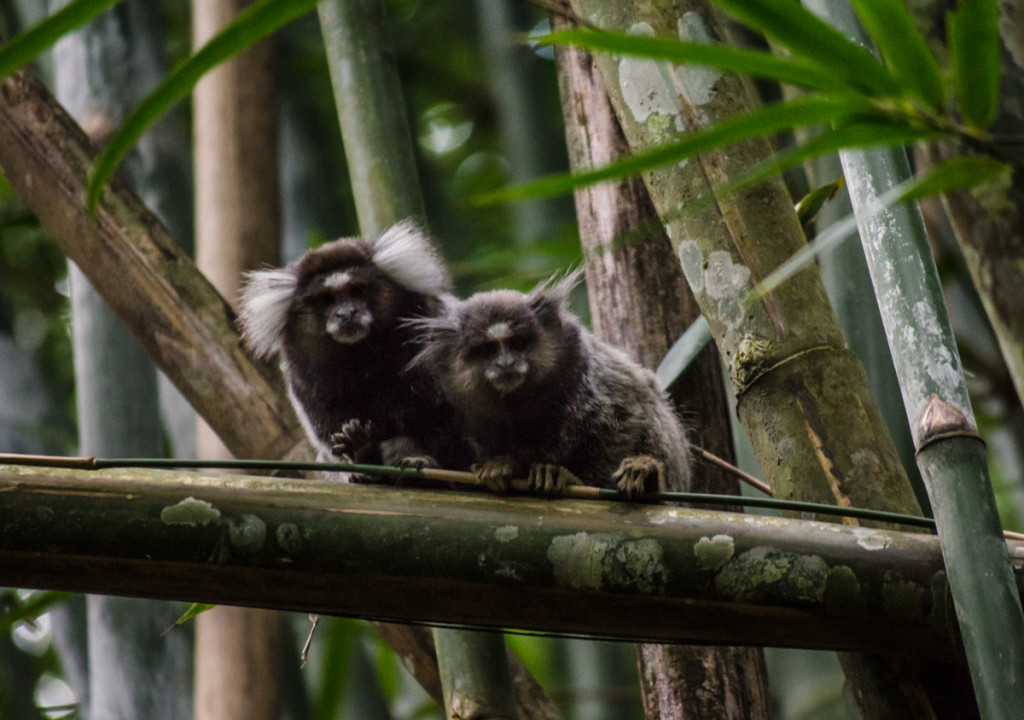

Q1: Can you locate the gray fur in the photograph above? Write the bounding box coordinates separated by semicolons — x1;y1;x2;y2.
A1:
411;276;693;494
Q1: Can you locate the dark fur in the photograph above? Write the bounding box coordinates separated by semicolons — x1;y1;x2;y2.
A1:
411;275;692;496
239;221;473;473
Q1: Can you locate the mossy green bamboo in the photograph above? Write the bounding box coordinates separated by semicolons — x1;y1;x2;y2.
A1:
2;462;1007;658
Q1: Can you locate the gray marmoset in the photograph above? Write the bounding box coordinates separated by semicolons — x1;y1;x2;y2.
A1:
238;220;472;474
409;273;692;497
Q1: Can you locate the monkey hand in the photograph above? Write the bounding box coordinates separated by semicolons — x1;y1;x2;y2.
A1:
528;464;581;495
472;457;514;494
395;455;438;470
330;419;376;463
612;455;665;499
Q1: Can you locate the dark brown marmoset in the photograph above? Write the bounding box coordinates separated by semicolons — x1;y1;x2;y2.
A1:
238;220;472;473
409;273;693;497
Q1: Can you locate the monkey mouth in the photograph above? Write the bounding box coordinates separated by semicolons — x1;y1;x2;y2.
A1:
486;370;526;394
326;319;371;344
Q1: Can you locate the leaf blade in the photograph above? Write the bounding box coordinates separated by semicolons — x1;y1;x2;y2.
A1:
86;0;320;209
476;93;875;205
0;0;125;78
948;0;1001;129
539;28;837;91
847;0;946;110
896;155;1010;202
712;0;902;98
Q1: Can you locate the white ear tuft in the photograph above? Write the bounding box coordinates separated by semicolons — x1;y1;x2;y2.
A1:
530;266;584;305
371;219;451;296
238;267;297;358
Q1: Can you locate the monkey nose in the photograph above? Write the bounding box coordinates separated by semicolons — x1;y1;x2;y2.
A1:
326;307;371;343
485;354;528;392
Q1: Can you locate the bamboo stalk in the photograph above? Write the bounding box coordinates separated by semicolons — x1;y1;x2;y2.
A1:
315;2;524;716
1;461;1001;659
803;3;1024;717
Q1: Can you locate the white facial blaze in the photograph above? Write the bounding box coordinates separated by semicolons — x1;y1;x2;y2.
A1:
323;270;353;289
486;322;512;341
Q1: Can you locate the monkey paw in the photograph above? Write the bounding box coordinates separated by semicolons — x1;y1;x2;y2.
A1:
472;457;513;494
612;455;665;500
396;455;438;470
330;419;375;462
528;464;581;495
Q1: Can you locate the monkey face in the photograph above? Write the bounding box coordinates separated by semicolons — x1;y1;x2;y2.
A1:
472;321;532;393
295;265;404;347
320;270;374;344
450;291;562;397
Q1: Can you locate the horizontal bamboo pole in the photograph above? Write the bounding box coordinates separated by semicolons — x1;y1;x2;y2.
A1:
5;462;1021;661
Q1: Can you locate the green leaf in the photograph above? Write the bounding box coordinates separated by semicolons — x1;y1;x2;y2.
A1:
897;155;1010;202
847;0;946;110
948;0;1001;130
0;0;125;78
172;602;215;626
539;28;837;91
795;177;845;227
712;0;902;98
476;93;875;205
0;590;73;633
86;0;320;210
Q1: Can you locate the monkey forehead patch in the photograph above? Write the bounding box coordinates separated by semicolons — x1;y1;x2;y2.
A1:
486;322;513;341
322;270;355;289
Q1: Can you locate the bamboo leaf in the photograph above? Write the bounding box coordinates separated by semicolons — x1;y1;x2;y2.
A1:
795;176;845;226
476;93;876;204
173;602;215;627
0;590;73;633
0;0;125;78
539;28;837;90
896;155;1011;202
86;0;320;210
847;0;946;110
712;0;902;98
948;0;1001;129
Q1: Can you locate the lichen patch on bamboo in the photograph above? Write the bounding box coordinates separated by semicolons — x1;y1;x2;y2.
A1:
882;571;928;619
695;534;735;570
619;23;684;133
161;496;221;526
548;532;669;594
676;240;705;293
494;525;519;543
676;13;721;107
851;528;893;551
716;547;830;604
228;513;266;553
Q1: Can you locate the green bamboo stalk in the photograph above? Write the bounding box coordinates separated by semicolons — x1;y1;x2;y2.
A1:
315;3;522;717
803;3;1024;717
434;630;518;720
0;461;991;658
317;0;423;236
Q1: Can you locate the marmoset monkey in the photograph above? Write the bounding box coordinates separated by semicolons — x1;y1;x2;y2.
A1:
239;220;471;472
410;273;693;497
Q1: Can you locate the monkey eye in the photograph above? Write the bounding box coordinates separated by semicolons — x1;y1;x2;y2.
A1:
466;341;497;361
505;334;529;352
345;281;368;300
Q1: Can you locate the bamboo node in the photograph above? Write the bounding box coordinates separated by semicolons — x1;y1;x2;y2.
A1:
915;395;982;452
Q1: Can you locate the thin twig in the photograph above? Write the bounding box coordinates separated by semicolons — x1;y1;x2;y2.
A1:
696;448;774;496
